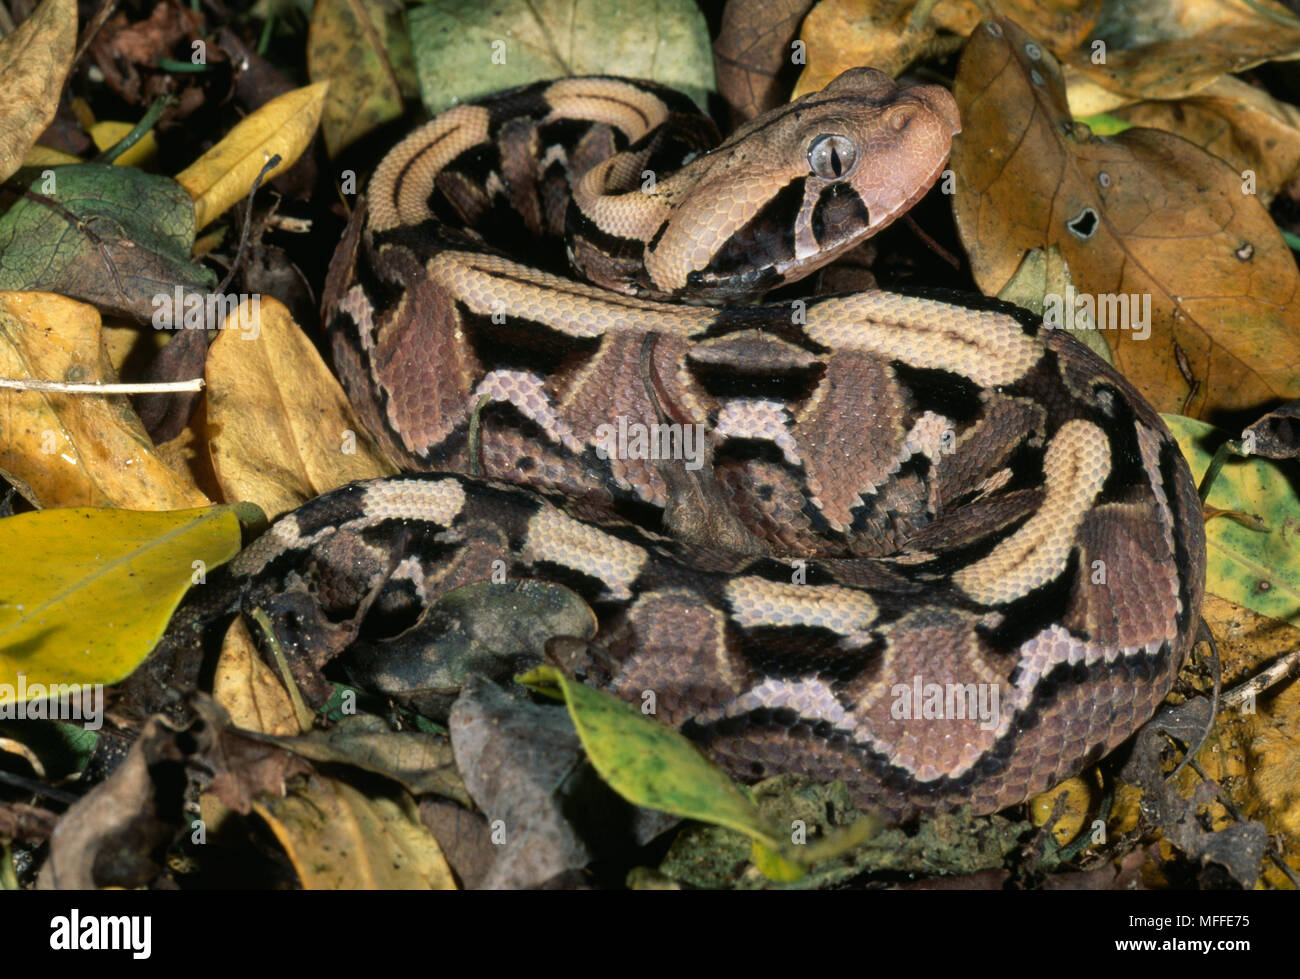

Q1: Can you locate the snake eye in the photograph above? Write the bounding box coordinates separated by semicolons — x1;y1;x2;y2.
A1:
807;133;857;179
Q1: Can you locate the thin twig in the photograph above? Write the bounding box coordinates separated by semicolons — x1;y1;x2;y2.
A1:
216;153;282;296
902;213;961;269
0;377;203;394
74;0;119;66
1221;649;1300;711
0;769;80;807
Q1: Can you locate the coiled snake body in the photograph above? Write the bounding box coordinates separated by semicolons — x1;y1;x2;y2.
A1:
217;69;1206;820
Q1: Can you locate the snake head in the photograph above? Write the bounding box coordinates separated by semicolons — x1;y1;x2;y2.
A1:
643;67;962;301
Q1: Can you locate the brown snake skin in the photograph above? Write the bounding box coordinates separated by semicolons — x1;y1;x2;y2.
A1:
195;69;1207;821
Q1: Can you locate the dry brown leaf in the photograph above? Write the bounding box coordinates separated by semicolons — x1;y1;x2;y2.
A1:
38;712;203;890
793;0;941;97
999;0;1100;52
256;716;471;807
87;1;203;108
713;0;813;123
951;18;1300;417
0;0;76;183
213;617;300;737
793;0;1097;98
1114;75;1300;205
1064;0;1300;115
204;296;397;519
253;774;456;889
0;292;210;508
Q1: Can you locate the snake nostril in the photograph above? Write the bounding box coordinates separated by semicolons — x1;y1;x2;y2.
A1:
890;108;915;132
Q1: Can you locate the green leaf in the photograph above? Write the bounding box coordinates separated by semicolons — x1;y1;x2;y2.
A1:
0;163;215;323
1166;414;1300;622
409;0;715;115
518;666;881;880
0;505;248;702
997;245;1113;364
1075;112;1133;135
518;664;783;849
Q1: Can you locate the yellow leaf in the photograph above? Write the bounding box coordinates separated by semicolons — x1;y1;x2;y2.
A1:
205;296;397;519
1167;415;1300;622
20;146;80;167
89;120;158;168
0;0;76;183
0;505;246;702
68;95;95;131
175;82;329;229
213;617;300;736
0;292;211;509
750;839;806;882
1170;595;1300;886
253;774;456;889
1029;774;1098;847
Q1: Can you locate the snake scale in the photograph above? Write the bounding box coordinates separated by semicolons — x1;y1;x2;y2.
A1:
172;69;1208;821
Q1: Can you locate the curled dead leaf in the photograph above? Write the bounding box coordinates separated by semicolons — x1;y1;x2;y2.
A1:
253;774;456;889
0;0;76;183
1063;0;1300;115
1113;75;1300;205
213;616;300;736
792;0;1098;98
